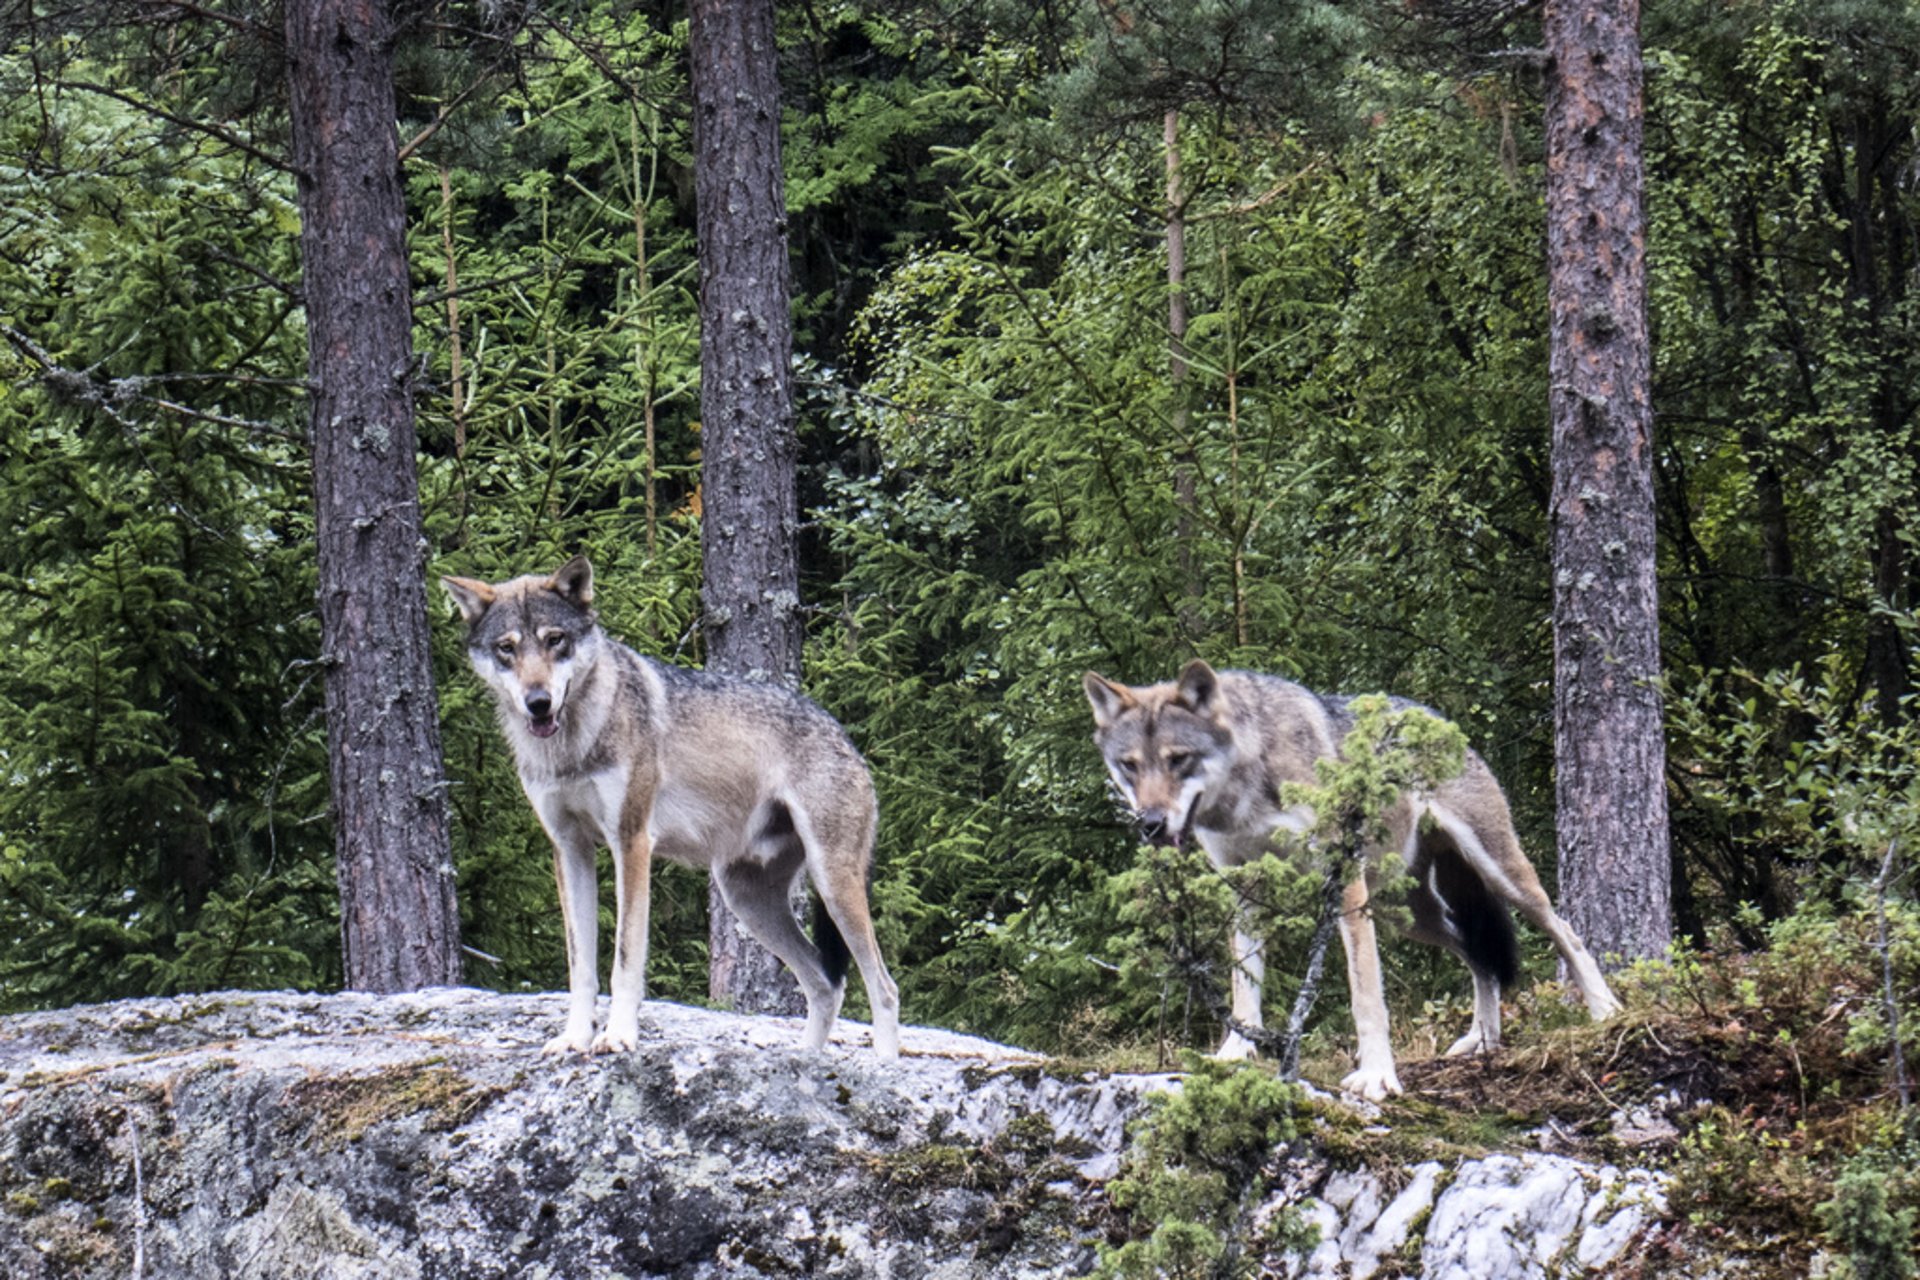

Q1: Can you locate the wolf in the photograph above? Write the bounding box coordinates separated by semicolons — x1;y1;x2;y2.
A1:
1083;659;1620;1099
442;556;900;1058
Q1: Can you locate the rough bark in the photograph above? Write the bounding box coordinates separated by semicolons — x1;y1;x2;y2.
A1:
1840;104;1916;726
1167;108;1202;640
286;0;462;990
1544;0;1671;965
1866;512;1911;726
689;0;806;1015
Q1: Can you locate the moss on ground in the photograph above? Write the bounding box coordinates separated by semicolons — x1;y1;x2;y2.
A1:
285;1061;505;1150
868;1109;1084;1259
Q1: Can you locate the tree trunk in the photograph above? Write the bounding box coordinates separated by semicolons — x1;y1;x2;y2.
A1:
1543;0;1671;966
286;0;462;991
689;0;806;1016
629;106;660;561
1167;108;1202;641
1846;106;1916;728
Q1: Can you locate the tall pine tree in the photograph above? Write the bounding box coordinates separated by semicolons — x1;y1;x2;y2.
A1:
1544;0;1671;964
286;0;463;990
689;0;807;1014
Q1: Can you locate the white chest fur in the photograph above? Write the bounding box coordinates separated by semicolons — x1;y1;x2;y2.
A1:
523;760;727;869
525;764;631;851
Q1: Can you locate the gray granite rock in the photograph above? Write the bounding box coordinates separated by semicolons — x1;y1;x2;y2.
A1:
0;990;1668;1279
1281;1152;1667;1279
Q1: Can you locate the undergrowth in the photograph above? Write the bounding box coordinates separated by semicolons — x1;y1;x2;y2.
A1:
1349;909;1920;1276
1095;1057;1315;1280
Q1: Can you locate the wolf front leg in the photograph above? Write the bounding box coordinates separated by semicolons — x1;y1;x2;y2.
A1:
595;823;654;1054
542;822;601;1055
1212;908;1267;1061
1337;876;1403;1100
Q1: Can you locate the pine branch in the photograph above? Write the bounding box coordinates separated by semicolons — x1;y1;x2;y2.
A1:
1276;855;1352;1083
58;79;296;175
3;322;299;441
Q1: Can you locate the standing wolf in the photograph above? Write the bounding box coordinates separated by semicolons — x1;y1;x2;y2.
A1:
443;557;900;1058
1084;660;1620;1099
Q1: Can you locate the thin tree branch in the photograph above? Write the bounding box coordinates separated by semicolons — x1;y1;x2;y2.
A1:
3;321;300;440
1276;859;1350;1082
129;0;276;39
204;246;302;301
1875;839;1912;1108
58;79;296;175
412;262;554;310
396;73;495;164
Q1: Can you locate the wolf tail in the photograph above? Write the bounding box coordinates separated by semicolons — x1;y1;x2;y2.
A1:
813;897;852;988
1431;838;1520;988
1459;887;1520;989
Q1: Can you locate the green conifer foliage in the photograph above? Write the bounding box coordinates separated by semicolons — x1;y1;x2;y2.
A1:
0;70;333;1005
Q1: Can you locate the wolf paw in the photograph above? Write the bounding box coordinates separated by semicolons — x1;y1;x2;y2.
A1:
1340;1065;1403;1101
540;1033;592;1056
1210;1031;1260;1062
589;1026;639;1054
1445;1028;1498;1057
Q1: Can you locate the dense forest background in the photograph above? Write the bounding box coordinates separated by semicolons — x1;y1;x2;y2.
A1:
0;0;1915;1075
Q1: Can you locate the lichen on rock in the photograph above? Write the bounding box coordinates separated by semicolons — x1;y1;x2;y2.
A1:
0;990;1672;1278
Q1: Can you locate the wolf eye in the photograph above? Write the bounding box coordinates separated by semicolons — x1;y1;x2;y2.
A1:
1166;751;1194;772
494;639;515;661
546;632;571;657
1118;758;1140;776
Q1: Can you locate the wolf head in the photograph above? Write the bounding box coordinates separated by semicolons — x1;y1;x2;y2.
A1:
1083;659;1236;848
441;556;603;744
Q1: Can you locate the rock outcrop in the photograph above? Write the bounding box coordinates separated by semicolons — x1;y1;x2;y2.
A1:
0;990;1664;1278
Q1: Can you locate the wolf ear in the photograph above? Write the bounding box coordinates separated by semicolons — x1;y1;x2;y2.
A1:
1083;671;1137;729
440;576;495;626
548;555;594;606
1173;659;1221;714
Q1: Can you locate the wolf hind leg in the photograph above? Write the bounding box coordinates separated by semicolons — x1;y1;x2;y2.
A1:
1445;967;1504;1056
715;811;846;1050
809;883;900;1059
1406;825;1518;1056
793;796;901;1059
1431;801;1623;1021
1510;887;1623;1021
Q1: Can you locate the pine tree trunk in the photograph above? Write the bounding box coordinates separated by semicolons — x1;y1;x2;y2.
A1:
1544;0;1672;966
689;0;806;1016
286;0;462;991
1167;108;1202;639
1865;513;1911;726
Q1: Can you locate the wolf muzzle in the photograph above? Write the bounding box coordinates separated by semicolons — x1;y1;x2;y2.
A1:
1136;806;1189;849
524;688;559;738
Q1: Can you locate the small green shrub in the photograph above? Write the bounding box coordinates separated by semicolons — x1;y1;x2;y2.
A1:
1666;1106;1823;1235
1817;1156;1918;1280
1096;1058;1313;1280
